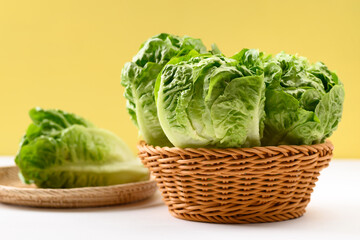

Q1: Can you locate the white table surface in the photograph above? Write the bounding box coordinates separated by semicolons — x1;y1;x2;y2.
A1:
0;157;359;240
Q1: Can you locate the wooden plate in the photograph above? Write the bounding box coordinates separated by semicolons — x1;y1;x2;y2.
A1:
0;166;157;208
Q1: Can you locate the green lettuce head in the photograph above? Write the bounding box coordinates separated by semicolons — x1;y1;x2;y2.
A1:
262;52;345;145
15;108;149;188
121;33;208;147
156;54;266;148
122;33;345;149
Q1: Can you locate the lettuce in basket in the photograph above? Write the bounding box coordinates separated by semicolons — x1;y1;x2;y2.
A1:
121;33;344;148
15;107;149;188
155;53;266;148
121;33;209;147
155;48;344;148
262;52;345;146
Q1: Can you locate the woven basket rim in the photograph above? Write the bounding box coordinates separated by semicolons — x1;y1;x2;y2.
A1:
139;140;333;151
138;140;333;160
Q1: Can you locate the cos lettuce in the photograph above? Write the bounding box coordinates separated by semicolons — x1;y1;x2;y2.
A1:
156;54;265;148
262;52;345;145
15;108;149;188
121;33;208;147
121;33;344;148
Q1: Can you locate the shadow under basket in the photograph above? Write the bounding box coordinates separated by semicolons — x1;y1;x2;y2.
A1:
138;141;333;224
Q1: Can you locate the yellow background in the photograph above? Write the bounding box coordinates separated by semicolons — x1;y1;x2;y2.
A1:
0;0;359;158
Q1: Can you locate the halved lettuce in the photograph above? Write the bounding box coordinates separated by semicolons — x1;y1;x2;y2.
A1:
15;108;149;188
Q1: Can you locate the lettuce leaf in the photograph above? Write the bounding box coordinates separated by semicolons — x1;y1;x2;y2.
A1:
121;33;208;147
156;54;265;148
262;52;344;145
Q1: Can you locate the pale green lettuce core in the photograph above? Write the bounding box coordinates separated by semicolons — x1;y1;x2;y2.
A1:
121;33;208;147
15;108;149;188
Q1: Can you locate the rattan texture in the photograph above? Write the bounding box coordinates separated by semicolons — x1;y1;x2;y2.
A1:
138;141;333;223
0;166;157;208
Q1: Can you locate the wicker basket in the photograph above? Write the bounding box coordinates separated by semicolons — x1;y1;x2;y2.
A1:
138;141;333;223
